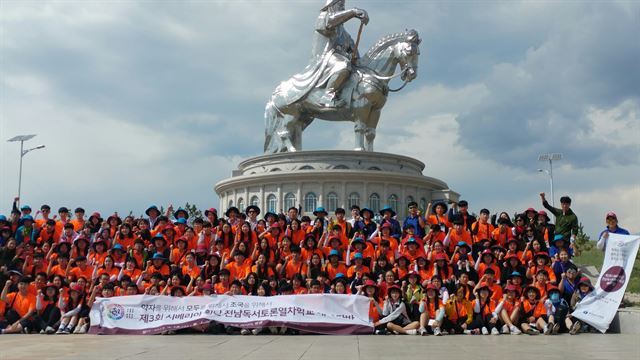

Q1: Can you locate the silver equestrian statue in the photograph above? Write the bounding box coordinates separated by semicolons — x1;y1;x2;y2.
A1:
264;0;421;153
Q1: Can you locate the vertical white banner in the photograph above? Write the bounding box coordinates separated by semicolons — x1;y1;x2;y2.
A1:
572;233;640;333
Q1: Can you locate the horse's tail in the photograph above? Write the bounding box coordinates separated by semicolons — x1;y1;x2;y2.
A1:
264;100;283;153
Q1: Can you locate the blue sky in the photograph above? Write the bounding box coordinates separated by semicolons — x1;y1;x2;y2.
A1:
1;0;638;238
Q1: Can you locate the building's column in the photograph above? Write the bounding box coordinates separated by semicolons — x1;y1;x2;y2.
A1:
297;185;302;214
259;185;265;214
277;183;283;213
341;181;347;209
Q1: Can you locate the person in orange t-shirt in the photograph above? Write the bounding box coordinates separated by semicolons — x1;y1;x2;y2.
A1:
520;286;548;335
426;202;451;232
325;249;347;280
444;219;473;254
68;256;94;282
225;251;252;281
491;218;514;247
281;246;305;280
1;278;37;333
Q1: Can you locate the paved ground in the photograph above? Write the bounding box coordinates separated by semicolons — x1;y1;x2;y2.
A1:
0;334;638;360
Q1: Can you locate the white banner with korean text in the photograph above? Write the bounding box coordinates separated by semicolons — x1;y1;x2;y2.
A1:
572;233;640;333
89;293;373;335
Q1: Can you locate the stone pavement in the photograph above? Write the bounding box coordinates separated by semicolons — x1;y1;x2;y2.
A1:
0;334;638;360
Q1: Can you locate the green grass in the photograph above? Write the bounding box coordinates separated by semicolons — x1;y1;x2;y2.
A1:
574;247;640;294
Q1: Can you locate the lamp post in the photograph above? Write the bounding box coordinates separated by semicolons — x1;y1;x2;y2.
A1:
7;134;46;200
537;153;562;208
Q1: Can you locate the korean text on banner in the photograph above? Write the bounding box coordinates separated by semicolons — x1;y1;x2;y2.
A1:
572;233;640;333
89;293;373;335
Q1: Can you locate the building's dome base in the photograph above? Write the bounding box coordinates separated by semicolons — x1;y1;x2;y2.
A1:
214;150;459;218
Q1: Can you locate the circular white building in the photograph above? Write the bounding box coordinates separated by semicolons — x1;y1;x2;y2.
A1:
215;150;459;219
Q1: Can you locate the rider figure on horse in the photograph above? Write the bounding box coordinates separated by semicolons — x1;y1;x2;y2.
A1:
312;0;369;107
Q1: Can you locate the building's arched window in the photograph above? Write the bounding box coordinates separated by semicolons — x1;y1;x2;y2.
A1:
369;193;380;213
237;198;244;212
250;196;260;207
368;166;381;171
284;193;296;211
304;192;317;213
299;165;314;170
334;165;349;169
228;199;234;208
267;194;278;213
348;192;360;208
406;196;415;207
270;168;281;172
388;194;398;212
326;192;339;212
420;197;427;212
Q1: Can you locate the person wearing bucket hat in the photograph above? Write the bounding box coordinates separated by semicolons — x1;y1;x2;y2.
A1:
475;249;501;283
568;277;596;334
376;283;420;335
596;211;630;252
312;206;328;217
501;253;525;285
468;282;502;335
426;201;451;233
528;252;556;284
325;249;347;281
491;217;515;248
147;253;170;278
534;209;554;240
543;285;569;335
347;252;370;280
499;284;523;335
353;207;377;240
244;205;260;229
520;285;547;335
523;207;537;224
549;234;573;258
401;237;424;261
415;283;445;335
14;215;36;246
203;208;219;228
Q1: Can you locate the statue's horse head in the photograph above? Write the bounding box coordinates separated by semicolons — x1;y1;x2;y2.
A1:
361;29;421;85
398;30;421;82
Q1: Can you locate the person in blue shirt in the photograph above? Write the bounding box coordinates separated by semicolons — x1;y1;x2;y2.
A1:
549;234;573;258
596;212;630;252
403;201;425;238
14;215;38;246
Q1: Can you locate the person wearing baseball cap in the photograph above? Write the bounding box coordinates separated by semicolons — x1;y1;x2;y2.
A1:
596;211;630;252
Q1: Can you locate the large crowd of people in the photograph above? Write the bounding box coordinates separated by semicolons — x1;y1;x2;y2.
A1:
0;192;629;336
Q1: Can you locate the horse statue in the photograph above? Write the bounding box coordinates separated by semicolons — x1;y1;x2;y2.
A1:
264;29;421;153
